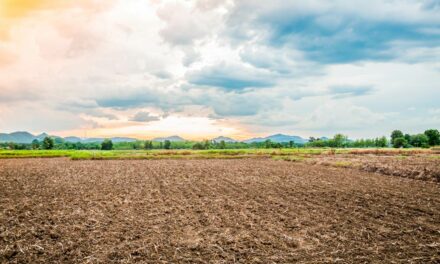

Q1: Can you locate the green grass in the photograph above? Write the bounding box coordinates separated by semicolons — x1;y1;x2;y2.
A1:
0;149;317;160
0;150;78;158
0;149;270;160
0;148;435;160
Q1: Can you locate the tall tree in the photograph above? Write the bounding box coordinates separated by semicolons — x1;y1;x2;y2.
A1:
424;129;440;146
31;139;40;150
392;137;407;148
42;137;54;150
391;130;404;145
164;140;171;150
410;134;429;148
144;140;153;150
264;139;272;149
101;139;113;150
332;134;347;148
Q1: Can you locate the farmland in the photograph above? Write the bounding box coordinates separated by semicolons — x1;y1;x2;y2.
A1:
0;150;439;263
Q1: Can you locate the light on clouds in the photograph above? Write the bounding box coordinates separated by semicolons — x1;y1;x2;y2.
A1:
0;0;439;139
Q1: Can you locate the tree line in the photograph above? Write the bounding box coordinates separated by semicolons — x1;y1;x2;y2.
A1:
390;129;439;148
1;129;438;150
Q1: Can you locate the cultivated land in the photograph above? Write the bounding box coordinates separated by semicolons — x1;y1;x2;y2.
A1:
0;155;439;263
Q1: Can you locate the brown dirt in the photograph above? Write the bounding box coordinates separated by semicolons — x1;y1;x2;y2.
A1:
1;158;439;263
308;154;440;182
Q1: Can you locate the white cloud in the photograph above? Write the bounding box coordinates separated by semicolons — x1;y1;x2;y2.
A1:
0;0;438;138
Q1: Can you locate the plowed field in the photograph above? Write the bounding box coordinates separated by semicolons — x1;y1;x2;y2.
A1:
1;159;439;263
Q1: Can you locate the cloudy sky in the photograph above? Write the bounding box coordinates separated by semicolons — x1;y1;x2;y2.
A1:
0;0;439;140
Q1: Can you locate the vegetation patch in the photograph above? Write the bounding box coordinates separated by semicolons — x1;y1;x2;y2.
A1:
272;155;306;162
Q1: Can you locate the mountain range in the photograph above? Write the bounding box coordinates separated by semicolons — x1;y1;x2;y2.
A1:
0;132;137;144
243;134;308;144
212;136;237;143
151;135;185;142
0;132;310;144
0;132;50;144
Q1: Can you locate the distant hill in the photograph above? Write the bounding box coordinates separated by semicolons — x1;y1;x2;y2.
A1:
36;133;50;141
111;137;137;143
212;136;237;143
64;136;83;143
0;131;37;143
152;135;185;142
66;137;136;143
1;131;308;144
244;134;307;144
0;132;136;144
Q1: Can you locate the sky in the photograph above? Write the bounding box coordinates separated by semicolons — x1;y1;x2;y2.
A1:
0;0;439;140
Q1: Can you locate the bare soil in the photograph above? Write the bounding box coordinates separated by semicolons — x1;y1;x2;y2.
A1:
308;154;440;182
1;158;439;263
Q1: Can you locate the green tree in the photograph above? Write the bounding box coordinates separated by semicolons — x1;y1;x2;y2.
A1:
144;140;153;150
164;140;171;149
42;137;54;150
410;134;429;148
332;134;348;148
391;130;404;146
101;139;113;150
192;142;205;150
203;140;211;149
404;134;411;144
392;137;407;148
219;140;226;149
264;139;272;149
424;129;440;146
375;136;388;148
31;139;40;150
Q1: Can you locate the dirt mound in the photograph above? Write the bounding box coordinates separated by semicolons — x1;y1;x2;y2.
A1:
307;155;440;182
360;159;440;182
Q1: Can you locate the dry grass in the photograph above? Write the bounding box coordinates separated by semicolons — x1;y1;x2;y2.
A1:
347;148;431;155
